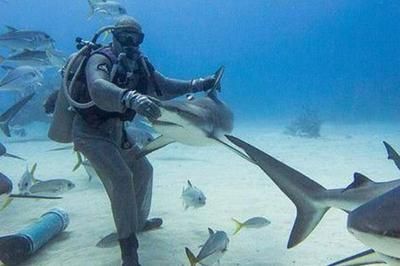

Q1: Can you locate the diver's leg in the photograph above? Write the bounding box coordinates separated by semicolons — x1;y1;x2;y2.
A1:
122;144;160;231
74;137;139;238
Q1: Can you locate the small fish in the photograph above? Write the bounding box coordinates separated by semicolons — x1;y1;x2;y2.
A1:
0;92;35;137
185;228;229;266
0;26;55;51
0;65;43;92
18;163;39;194
232;217;271;235
96;232;119;248
181;180;206;210
29;179;75;194
88;0;127;20
0;49;65;69
82;159;98;182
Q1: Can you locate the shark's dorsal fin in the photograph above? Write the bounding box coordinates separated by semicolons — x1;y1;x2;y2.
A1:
5;25;18;32
208;228;214;236
383;141;399;160
187;180;192;187
343;172;375;192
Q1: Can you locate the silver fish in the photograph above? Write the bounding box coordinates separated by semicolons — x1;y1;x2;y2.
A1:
96;232;119;248
185;228;229;266
29;179;75;194
181;180;206;210
0;49;66;69
232;217;271;235
88;0;127;20
18;163;38;195
0;26;54;51
0;66;43;91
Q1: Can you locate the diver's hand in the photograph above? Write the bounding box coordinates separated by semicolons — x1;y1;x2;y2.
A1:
121;90;161;120
191;74;219;93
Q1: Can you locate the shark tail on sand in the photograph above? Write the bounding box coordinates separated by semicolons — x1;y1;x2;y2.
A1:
226;135;329;248
185;247;199;266
0;93;35;137
328;249;385;266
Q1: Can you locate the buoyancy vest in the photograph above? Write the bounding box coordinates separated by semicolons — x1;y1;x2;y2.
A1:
70;46;155;127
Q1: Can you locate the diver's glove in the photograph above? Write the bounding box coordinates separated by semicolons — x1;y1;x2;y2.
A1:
190;74;220;93
121;90;161;120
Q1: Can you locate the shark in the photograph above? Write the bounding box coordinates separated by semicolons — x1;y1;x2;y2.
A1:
136;67;252;162
340;186;400;265
0;92;35;137
225;135;400;249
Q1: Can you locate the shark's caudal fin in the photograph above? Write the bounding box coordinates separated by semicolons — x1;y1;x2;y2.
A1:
383;141;400;171
0;93;35;137
136;135;175;158
328;249;383;266
226;135;329;248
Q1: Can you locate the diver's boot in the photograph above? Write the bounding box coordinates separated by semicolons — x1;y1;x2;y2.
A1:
119;234;140;266
142;218;163;231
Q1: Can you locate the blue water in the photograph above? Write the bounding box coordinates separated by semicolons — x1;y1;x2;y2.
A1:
1;0;399;122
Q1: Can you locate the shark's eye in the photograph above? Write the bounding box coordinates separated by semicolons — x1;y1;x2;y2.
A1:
24;182;29;187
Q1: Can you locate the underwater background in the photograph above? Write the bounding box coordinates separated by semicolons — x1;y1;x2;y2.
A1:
1;0;399;123
1;1;400;266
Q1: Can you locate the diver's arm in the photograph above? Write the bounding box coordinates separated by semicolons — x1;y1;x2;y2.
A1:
85;54;126;113
151;71;216;100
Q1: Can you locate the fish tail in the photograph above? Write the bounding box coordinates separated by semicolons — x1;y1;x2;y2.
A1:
185;247;198;266
0;196;13;211
232;218;243;235
73;152;83;172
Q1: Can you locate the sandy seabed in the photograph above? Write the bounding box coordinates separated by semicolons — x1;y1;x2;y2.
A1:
0;121;398;266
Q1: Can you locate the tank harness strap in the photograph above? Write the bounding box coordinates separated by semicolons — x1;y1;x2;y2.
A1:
139;56;162;97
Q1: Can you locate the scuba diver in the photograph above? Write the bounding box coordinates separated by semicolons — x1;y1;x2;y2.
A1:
48;16;219;266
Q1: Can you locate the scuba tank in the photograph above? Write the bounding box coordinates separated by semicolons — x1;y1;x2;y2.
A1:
48;26;122;143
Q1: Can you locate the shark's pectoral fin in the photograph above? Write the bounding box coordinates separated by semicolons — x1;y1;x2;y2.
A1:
4;153;25;161
135;135;175;159
213;136;255;164
328;249;384;266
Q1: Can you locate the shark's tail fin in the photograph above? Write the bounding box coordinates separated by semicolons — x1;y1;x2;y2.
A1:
185;247;198;266
0;93;35;137
226;135;329;248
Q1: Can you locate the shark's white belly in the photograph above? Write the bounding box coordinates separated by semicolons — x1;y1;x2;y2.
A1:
153;123;216;146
